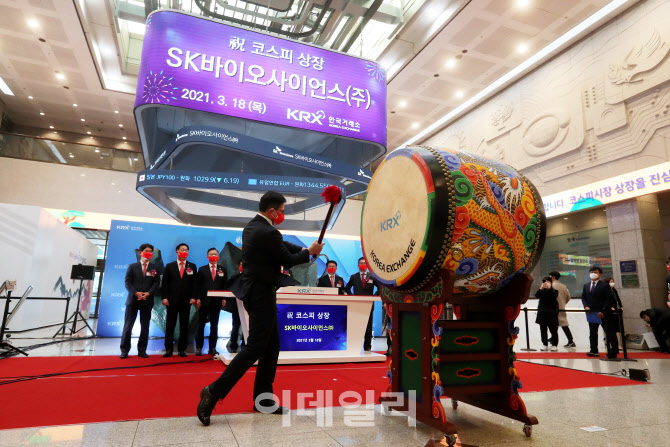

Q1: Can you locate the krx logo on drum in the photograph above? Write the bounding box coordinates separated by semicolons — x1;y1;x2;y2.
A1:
380;211;401;232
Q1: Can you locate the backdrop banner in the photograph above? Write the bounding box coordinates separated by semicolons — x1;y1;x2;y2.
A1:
98;219;381;338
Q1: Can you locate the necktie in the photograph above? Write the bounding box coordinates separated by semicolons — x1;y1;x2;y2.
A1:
330;275;335;287
362;274;366;290
179;262;184;278
142;262;147;276
590;281;595;292
211;265;216;281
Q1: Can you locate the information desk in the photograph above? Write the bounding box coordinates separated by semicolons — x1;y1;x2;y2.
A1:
208;287;384;365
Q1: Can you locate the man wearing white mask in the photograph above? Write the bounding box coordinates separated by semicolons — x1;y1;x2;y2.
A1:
581;266;614;357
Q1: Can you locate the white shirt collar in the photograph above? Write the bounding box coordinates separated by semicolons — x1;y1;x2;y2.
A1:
210;263;217;268
258;213;273;226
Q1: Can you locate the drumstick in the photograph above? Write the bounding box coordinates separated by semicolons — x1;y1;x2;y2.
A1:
312;185;342;261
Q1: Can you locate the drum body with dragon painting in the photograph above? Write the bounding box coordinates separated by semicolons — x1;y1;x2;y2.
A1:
363;146;546;442
361;146;546;295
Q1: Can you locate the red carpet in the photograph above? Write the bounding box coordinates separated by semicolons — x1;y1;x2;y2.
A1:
516;352;670;360
0;355;645;430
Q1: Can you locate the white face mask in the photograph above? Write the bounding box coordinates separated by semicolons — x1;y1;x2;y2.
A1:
589;273;599;280
609;282;615;288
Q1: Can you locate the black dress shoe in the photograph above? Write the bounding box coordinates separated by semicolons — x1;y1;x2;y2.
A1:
163;351;173;358
364;346;372;352
138;352;149;358
384;350;392;356
120;352;129;359
253;401;289;415
178;351;187;357
226;343;237;353
208;349;219;355
586;351;599;357
197;385;218;426
195;348;202;356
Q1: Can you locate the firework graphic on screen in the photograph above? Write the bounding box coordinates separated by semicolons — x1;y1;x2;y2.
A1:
365;62;385;82
142;70;178;104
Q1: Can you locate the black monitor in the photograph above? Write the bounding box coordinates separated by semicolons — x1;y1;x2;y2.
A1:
71;264;95;281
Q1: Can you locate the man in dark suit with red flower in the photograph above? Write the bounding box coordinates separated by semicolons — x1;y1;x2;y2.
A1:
162;242;197;357
120;243;160;359
194;247;227;356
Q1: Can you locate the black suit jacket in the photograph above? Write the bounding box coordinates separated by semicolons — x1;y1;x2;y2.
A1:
162;260;198;306
581;280;611;313
229;215;309;302
124;261;160;307
196;264;227;307
345;272;378;296
317;274;346;295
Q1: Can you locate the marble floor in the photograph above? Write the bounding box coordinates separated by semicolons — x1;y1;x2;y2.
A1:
2;320;668;447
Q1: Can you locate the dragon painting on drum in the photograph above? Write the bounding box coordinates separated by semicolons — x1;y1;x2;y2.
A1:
361;146;545;296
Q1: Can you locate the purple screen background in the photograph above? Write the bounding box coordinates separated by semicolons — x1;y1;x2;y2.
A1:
135;11;387;147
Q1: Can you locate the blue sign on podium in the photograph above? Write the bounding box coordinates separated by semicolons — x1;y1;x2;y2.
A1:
277;304;347;351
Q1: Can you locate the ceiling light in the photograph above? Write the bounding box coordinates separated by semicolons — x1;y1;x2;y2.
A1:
445;59;456;69
118;124;123;127
114;110;119;114
49;126;54;129
95;149;100;153
52;131;57;134
27;18;39;29
28;96;33;99
69;154;74;158
80;174;85;177
516;43;529;54
55;73;66;80
87;131;91;134
516;0;530;8
111;182;115;186
89;136;93;139
455;90;464;98
399;0;631;149
39;112;45;115
0;76;15;96
412;122;420;129
73;103;77;107
122;137;127;140
80;118;85;121
133;158;138;161
398;100;407;108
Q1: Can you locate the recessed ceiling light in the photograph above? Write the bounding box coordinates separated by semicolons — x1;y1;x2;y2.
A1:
27;18;39;29
52;131;57;134
69;154;74;158
516;0;530;8
49;126;54;129
28;96;33;99
118;124;123;127
95;149;100;153
563;217;568;220
517;43;529;54
133;158;138;161
398;100;407;108
73;103;77;107
445;59;456;69
89;136;93;139
122;137;127;140
80;174;85;177
111;182;115;186
55;73;66;80
455;90;464;98
80;118;85;121
39;112;45;115
86;131;91;134
412;122;420;129
114;110;119;114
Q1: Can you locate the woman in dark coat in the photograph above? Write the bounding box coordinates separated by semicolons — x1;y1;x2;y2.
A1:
604;277;623;355
535;276;559;351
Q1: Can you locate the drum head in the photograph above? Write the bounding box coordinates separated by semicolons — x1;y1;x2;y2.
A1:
361;152;432;288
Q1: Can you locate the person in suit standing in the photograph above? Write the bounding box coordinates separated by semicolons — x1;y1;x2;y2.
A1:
345;257;379;351
197;191;324;426
317;260;346;294
195;248;227;356
550;271;575;348
120;243;160;359
535;276;559;351
581;266;618;358
162;243;197;357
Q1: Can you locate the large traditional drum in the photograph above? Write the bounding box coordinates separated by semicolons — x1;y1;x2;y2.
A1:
361;146;546;295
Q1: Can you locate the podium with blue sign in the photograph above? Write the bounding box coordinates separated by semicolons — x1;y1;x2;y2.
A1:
209;287;384;364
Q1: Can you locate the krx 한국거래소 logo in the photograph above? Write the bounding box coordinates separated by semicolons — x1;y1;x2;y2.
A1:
287;109;325;125
380;211;401;232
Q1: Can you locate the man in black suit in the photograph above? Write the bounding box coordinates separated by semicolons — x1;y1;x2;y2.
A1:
195;247;227;356
120;243;160;359
162;243;197;357
197;191;324;426
345;257;379;351
581;266;618;358
317;260;346;295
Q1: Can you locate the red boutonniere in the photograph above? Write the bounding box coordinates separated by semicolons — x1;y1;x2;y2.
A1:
217;270;224;277
337;281;343;287
150;270;157;277
186;267;193;275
